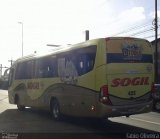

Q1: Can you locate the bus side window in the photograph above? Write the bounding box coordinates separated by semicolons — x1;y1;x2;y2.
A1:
8;68;14;87
52;58;58;77
35;59;47;78
35;57;58;78
15;63;27;79
27;60;35;79
78;55;87;75
74;45;96;76
15;61;35;80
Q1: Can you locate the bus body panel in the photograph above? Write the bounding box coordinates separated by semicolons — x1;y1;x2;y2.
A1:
97;100;152;118
105;38;154;106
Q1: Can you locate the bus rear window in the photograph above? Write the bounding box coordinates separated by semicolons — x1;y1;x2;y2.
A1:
107;53;153;63
106;40;153;63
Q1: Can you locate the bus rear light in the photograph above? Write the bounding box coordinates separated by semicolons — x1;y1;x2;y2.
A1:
100;85;109;97
100;85;112;105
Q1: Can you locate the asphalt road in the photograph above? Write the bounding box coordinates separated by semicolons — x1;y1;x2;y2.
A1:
0;89;160;139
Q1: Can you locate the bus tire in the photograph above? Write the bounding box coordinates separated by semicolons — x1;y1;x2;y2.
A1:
51;99;61;120
17;105;25;111
15;95;25;111
153;100;160;111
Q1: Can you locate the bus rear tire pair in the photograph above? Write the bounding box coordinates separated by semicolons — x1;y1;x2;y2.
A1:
17;105;25;111
153;100;160;112
50;99;61;120
15;95;25;111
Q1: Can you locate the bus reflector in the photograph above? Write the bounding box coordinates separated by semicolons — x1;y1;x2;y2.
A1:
100;85;112;105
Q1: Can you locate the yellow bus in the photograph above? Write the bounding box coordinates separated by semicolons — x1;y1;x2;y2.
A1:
8;37;154;120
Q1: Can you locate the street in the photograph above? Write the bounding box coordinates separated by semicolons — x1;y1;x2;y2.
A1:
0;89;160;139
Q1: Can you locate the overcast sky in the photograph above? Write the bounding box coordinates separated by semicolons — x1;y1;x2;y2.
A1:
0;0;160;69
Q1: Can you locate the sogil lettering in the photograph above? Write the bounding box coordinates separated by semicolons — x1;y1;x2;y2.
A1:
27;82;40;89
111;77;149;87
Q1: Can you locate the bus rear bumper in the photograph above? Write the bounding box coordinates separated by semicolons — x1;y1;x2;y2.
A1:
98;100;153;118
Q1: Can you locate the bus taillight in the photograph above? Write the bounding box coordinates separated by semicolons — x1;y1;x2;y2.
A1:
100;85;112;105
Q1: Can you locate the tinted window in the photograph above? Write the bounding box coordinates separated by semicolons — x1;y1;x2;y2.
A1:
27;61;35;79
8;68;14;86
15;60;35;79
58;45;96;77
35;56;58;78
106;40;153;63
15;62;27;79
73;46;96;75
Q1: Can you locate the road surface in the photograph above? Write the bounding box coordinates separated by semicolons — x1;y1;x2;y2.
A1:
0;90;160;139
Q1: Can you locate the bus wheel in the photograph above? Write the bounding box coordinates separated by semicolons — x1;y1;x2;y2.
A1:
51;99;61;120
154;101;160;111
15;95;25;111
17;105;25;111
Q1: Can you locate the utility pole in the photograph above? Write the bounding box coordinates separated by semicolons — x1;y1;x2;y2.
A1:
0;64;2;78
155;0;158;83
18;22;24;57
0;64;8;78
85;30;89;41
8;59;14;67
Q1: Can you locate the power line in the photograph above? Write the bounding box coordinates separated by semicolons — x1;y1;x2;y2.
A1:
112;22;152;36
143;34;160;39
111;19;160;37
114;24;160;38
129;28;154;36
134;25;160;37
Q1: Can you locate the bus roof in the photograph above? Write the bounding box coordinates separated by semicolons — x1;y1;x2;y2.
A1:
13;37;150;64
14;38;101;63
